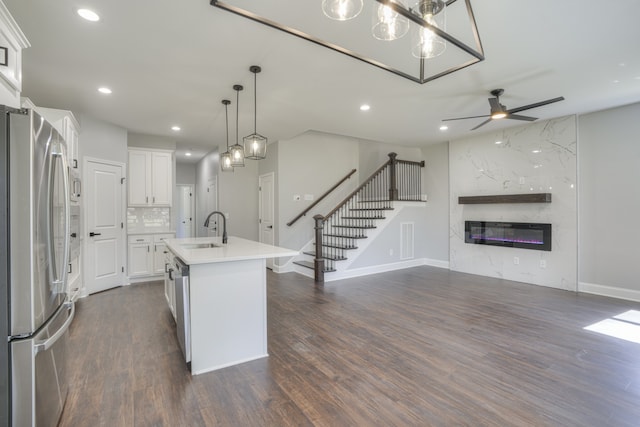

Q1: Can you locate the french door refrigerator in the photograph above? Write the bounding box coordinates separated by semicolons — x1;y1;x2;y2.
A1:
1;106;75;427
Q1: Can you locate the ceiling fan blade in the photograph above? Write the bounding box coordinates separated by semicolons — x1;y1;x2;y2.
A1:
506;96;565;115
442;114;490;122
508;114;537;122
488;97;501;110
471;118;492;130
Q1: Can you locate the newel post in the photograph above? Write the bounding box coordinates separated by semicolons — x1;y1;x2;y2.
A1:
388;152;398;201
313;214;325;283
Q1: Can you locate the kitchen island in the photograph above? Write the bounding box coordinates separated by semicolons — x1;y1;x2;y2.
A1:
164;236;298;375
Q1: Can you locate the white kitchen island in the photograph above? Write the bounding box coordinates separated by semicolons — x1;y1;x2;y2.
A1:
164;236;298;375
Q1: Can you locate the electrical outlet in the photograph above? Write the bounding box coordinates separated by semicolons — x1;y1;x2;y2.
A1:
513;256;520;265
540;260;547;269
389;249;393;256
519;177;525;185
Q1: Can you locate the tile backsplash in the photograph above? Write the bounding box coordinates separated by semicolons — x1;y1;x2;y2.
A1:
127;207;172;232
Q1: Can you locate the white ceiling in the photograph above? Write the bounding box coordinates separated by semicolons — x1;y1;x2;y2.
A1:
5;0;640;164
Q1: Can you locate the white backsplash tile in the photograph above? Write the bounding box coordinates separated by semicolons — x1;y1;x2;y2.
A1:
127;207;172;233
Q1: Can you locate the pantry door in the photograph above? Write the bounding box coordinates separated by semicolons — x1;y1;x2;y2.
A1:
85;158;125;294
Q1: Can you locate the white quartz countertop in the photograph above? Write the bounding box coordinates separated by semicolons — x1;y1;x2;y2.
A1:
165;236;299;265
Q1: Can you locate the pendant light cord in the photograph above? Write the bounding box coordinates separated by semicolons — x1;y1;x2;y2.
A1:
225;102;229;150
236;88;240;145
253;71;257;133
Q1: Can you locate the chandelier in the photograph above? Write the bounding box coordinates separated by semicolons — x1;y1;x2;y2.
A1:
210;0;484;84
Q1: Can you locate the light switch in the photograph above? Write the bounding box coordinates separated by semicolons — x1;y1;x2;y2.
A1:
293;194;301;201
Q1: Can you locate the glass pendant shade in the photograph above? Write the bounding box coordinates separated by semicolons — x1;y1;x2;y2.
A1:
220;99;234;172
230;84;245;167
411;0;446;59
372;0;409;41
244;65;267;160
322;0;363;21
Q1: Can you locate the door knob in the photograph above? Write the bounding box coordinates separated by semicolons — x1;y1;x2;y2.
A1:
267;225;273;229
89;232;102;237
70;232;77;238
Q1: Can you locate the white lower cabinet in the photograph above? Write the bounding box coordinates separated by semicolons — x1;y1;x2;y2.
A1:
128;233;175;278
164;250;176;320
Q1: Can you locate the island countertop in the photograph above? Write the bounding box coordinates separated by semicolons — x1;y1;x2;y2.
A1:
164;236;299;265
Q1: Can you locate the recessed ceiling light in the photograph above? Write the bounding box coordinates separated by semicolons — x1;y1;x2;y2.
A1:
98;87;112;94
171;126;181;131
532;149;542;154
495;140;503;145
439;125;448;131
359;104;370;111
77;9;100;22
185;152;192;157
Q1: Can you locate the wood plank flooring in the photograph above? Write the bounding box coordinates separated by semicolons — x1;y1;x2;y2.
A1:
59;267;640;426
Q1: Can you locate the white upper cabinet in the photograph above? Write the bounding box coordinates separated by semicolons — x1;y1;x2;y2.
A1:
0;3;30;108
128;149;173;207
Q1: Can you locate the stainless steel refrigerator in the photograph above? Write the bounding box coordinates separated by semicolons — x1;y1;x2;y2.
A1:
1;106;75;427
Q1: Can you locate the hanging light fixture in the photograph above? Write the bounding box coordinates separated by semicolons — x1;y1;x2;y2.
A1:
322;0;363;21
411;0;447;59
372;0;409;41
220;99;234;172
229;84;245;167
243;66;267;160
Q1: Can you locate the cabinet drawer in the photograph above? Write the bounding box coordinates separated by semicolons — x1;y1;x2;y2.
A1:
154;233;175;243
128;235;152;244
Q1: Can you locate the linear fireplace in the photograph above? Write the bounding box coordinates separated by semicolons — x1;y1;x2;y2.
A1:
465;221;552;251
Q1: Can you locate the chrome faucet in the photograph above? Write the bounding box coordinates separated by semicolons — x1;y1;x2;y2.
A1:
203;211;228;244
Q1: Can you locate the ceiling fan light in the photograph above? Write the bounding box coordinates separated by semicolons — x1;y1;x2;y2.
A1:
372;0;409;41
322;0;363;21
491;112;507;120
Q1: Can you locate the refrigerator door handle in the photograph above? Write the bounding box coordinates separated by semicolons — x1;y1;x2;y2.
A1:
50;151;71;291
34;302;75;355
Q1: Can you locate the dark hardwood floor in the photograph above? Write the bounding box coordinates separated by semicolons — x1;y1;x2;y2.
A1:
59;267;640;426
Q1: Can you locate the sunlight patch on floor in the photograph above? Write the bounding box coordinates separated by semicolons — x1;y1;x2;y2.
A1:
584;310;640;344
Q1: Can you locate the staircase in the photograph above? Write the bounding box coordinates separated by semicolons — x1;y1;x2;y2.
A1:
292;153;424;282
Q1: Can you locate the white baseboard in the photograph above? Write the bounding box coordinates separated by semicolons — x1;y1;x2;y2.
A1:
579;281;640;303
325;258;430;282
423;258;450;269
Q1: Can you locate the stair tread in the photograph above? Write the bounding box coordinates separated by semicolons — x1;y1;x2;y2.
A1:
316;243;358;250
324;233;368;239
340;216;385;220
333;225;376;229
293;260;336;272
349;207;394;211
302;251;347;261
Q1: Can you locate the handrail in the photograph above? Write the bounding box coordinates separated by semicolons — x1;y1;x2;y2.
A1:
286;168;357;226
323;158;392;221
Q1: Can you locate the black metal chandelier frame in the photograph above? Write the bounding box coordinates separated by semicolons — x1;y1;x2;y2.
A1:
210;0;484;84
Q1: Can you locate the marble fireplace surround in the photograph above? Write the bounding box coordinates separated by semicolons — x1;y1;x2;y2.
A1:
449;115;577;291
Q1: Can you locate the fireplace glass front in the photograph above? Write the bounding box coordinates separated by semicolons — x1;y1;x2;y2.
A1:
465;221;552;251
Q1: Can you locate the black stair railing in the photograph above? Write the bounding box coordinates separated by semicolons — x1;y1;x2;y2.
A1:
311;153;424;282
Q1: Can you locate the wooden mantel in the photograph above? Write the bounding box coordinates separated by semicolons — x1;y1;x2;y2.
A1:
458;193;552;204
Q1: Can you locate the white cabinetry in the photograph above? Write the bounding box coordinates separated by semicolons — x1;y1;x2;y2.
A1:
128;233;174;278
128;149;173;207
0;3;30;108
28;103;80;172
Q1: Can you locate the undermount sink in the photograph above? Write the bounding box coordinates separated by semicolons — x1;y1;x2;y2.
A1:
181;243;221;249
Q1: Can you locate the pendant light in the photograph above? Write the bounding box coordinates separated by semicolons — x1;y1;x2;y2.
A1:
243;65;267;160
229;84;245;167
322;0;363;21
372;0;409;41
220;99;234;172
411;0;446;59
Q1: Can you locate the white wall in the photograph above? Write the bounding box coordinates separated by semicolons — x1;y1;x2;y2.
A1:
78;113;128;164
176;162;196;185
421;142;449;263
449;116;578;291
195;149;218;238
578;102;640;301
128;132;176;150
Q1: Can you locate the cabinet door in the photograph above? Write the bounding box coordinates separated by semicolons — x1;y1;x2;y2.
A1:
63;116;79;169
128;150;151;206
153;241;168;274
128;242;152;276
151;152;172;206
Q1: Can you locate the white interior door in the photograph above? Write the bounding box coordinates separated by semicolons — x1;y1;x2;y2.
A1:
259;173;275;269
206;178;218;237
176;185;194;238
85;159;124;294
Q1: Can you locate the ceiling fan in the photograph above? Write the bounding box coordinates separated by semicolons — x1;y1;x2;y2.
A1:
443;89;565;130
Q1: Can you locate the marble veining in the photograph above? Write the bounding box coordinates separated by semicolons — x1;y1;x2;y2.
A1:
449;116;577;291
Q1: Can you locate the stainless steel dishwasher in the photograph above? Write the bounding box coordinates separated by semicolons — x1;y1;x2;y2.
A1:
173;257;191;363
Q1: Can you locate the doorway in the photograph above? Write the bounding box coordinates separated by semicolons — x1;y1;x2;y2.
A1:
259;172;275;269
84;158;125;294
176;185;194;238
205;177;218;237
